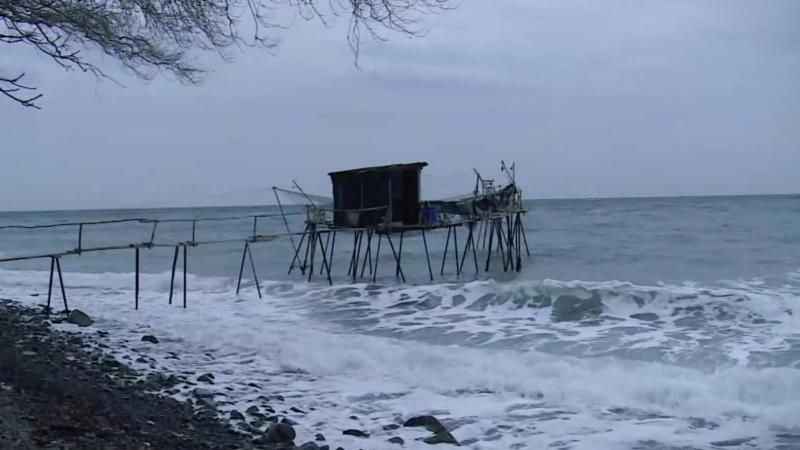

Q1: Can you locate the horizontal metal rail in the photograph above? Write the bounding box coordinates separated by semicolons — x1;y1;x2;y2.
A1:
0;211;304;231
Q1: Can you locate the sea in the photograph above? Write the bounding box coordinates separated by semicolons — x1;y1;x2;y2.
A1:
0;195;798;450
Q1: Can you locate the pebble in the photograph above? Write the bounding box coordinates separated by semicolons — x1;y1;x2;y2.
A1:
342;429;369;438
197;373;214;384
140;335;159;344
265;422;296;443
388;436;404;445
67;310;93;327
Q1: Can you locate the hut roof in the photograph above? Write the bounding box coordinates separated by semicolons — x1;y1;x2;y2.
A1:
328;162;428;177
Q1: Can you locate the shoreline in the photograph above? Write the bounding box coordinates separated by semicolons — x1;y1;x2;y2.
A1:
0;299;334;450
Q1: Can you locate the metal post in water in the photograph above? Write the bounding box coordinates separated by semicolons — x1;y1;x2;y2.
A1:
360;229;373;279
440;225;452;276
182;245;187;308
459;223;473;275
470;222;479;274
55;257;68;313
421;228;434;281
395;230;404;278
317;232;333;286
520;212;531;256
372;233;382;282
46;256;55;314
77;224;83;254
452;226;460;276
307;225;317;282
236;242;249;295
386;233;405;283
247;242;262;298
485;220;495;272
169;245;179;304
135;247;140;310
288;223;309;275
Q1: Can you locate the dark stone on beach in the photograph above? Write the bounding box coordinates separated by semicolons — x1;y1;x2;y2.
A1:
630;313;659;322
141;335;159;344
193;387;214;397
424;430;460;445
711;437;755;447
315;433;326;441
229;410;245;421
388;436;405;445
291;406;306;414
265;422;296;443
281;417;298;426
551;293;603;322
403;415;446;433
342;429;370;438
383;424;400;431
299;442;320;450
66;309;93;327
246;405;261;415
404;415;459;446
197;373;214;383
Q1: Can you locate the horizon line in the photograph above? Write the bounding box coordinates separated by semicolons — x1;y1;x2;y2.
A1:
0;191;797;214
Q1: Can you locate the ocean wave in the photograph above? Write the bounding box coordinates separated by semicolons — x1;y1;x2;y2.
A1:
2;267;800;448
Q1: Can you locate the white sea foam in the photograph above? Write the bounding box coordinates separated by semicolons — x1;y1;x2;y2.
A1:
1;268;799;449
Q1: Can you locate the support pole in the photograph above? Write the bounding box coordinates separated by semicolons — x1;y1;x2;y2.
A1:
360;228;373;279
288;223;309;275
395;231;404;278
496;219;508;272
320;232;332;275
347;230;359;278
516;213;522;272
386;233;406;283
135;247;140;310
302;223;314;275
46;256;55;314
247;242;262;298
440;225;452;276
372;233;383;283
236;242;249;295
459;222;474;275
453;226;460;276
55;257;68;313
169;245;179;304
485;219;495;272
421;229;434;282
471;222;479;274
307;225;317;282
521;213;531;256
77;224;83;254
328;231;337;272
481;218;490;249
352;230;363;283
317;232;333;286
182;245;187;308
506;214;514;272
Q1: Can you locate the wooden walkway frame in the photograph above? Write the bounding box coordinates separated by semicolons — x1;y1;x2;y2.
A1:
0;209;530;313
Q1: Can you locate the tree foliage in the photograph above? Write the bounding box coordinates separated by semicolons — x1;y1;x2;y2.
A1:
0;0;451;108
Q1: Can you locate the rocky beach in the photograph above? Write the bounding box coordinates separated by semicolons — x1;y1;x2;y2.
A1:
0;298;464;450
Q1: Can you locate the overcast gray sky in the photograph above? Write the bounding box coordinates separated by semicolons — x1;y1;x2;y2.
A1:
1;0;798;211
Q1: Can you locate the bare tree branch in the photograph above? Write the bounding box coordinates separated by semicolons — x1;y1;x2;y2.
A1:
0;0;453;109
0;72;43;108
